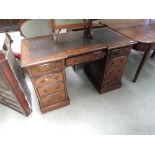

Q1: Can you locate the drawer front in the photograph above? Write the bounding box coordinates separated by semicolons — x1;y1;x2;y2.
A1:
37;82;65;97
40;91;66;107
66;51;105;66
106;65;125;78
104;76;121;87
29;61;64;76
108;56;128;68
110;46;131;58
33;72;64;87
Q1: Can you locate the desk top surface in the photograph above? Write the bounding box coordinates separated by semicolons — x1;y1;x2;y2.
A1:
100;19;150;30
21;27;135;67
116;24;155;44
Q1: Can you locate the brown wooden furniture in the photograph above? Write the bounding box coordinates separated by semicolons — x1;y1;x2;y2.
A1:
21;27;136;113
51;19;105;71
116;24;155;82
100;19;150;30
51;19;92;32
51;19;104;39
0;33;32;116
100;19;155;82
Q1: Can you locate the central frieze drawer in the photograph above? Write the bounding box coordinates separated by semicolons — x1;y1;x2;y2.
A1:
66;51;105;66
33;72;64;87
29;60;64;76
37;81;65;97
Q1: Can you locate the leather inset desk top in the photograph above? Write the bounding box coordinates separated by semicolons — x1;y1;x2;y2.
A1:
21;27;135;67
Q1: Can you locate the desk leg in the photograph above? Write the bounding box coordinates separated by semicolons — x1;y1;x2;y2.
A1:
151;49;155;58
133;47;151;82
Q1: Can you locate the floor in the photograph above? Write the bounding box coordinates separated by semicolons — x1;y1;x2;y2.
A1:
0;48;155;135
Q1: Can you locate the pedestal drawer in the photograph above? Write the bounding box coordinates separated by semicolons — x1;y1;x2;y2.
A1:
108;56;128;68
104;76;121;87
33;72;64;87
40;91;66;107
37;81;65;97
29;60;64;76
106;65;125;78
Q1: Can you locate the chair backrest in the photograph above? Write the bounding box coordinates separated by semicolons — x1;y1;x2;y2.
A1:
0;33;12;52
51;19;92;32
19;19;52;38
100;19;151;29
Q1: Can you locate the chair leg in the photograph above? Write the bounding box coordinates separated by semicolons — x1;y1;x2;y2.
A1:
133;48;151;82
151;49;155;58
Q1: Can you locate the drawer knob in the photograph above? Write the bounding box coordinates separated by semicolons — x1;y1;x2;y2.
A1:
54;66;58;70
44;90;47;93
45;78;49;82
56;86;61;89
55;76;59;80
41;78;49;83
120;59;124;63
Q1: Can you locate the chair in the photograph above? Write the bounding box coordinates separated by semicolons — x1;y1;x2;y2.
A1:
51;19;92;33
19;19;52;39
50;19;94;71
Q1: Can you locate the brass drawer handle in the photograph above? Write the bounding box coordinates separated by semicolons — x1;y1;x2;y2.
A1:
45;78;49;82
41;78;49;83
111;48;121;52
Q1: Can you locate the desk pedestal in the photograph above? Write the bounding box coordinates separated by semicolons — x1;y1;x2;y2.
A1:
84;46;131;93
27;60;70;113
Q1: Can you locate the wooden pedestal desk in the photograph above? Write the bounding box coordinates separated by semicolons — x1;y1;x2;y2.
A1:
21;27;136;113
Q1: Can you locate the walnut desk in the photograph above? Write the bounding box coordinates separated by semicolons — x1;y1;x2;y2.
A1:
21;27;136;113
